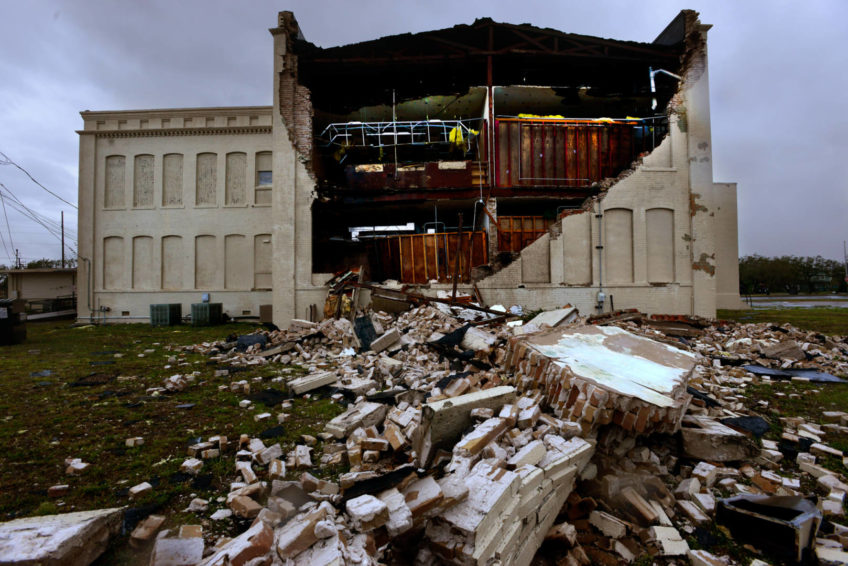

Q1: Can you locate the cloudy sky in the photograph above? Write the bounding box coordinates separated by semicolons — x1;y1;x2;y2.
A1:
1;0;846;266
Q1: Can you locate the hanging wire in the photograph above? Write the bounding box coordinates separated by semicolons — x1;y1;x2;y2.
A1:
0;182;78;256
0;151;78;209
0;192;15;256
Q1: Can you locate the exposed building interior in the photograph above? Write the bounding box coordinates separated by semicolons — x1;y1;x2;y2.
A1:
299;18;683;285
75;10;743;326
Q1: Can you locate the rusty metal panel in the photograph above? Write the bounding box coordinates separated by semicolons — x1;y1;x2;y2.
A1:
377;231;488;284
493;118;663;189
497;216;552;253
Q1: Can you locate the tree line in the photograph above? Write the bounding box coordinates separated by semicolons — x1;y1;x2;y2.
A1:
739;255;848;295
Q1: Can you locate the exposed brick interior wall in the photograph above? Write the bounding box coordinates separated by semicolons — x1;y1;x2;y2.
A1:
277;13;313;163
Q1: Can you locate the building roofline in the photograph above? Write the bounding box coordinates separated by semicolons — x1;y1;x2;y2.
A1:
1;268;77;274
80;105;272;121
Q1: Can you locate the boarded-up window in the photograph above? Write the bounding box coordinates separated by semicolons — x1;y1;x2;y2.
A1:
162;153;183;206
132;236;154;289
133;155;154;207
195;235;216;288
562;212;592;285
105;155;125;208
604;208;634;284
225;152;247;205
254;234;272;289
255;151;272;206
646;208;675;283
161;235;183;289
224;234;249;289
195;153;217;206
103;236;125;289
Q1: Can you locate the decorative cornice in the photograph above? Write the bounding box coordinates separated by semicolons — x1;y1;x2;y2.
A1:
80;106;272;121
77;126;273;138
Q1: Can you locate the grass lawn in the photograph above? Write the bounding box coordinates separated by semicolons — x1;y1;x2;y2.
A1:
718;306;848;336
0;320;344;562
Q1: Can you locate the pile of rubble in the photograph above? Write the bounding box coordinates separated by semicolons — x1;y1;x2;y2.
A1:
8;298;848;566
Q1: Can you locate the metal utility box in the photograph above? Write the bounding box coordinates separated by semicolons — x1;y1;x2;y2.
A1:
150;303;182;326
259;304;273;324
191;303;223;326
0;298;27;345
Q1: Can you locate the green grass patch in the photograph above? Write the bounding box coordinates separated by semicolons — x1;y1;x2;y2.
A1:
0;321;343;527
717;307;848;336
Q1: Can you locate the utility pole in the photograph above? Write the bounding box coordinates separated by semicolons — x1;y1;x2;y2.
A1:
15;248;20;269
61;211;65;268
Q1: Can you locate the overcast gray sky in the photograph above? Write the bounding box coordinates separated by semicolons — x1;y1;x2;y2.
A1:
1;0;846;265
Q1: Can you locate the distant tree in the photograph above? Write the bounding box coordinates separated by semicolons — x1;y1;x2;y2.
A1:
24;257;77;269
739;255;847;294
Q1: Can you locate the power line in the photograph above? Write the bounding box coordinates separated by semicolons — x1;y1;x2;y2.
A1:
0;151;78;209
0;192;15;254
0;182;78;256
0;184;76;240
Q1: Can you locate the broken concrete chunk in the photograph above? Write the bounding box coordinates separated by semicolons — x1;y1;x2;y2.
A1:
275;504;330;559
378;488;413;537
129;482;153;499
437;462;521;562
199;519;273;566
681;415;758;462
415;386;516;466
345;494;389;532
589;510;628;539
371;328;401;353
65;458;90;475
130;514;166;547
528;306;579;328
0;508;123;566
288;371;337;395
459;327;497;353
402;475;444;520
506;325;696;434
325;401;388;439
692;461;718;487
454;417;509;458
229;495;263;519
650;525;690;556
507;439;546;468
293;445;313;468
180;458;203;476
150;536;205;566
674;477;701;499
256;443;283;466
678;499;710;524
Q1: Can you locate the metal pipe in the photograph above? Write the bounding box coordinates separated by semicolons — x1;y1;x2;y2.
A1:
451;213;463;304
595;203;605;312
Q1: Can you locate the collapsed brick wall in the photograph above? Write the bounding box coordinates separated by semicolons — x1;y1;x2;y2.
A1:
504;335;693;436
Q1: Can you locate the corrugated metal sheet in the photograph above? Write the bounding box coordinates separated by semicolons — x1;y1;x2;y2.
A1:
494;118;657;188
376;231;488;284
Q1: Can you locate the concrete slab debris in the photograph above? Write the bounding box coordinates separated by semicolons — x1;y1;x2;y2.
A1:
0;508;123;566
681;415;759;462
506;325;695;434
